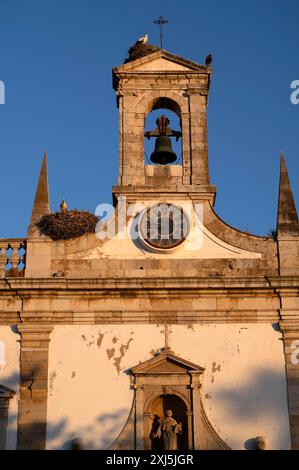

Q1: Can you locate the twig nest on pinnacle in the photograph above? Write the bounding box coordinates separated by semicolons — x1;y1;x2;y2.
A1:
124;43;160;63
36;210;99;240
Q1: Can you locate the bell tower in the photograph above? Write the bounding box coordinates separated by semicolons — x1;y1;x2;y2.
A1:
112;46;216;204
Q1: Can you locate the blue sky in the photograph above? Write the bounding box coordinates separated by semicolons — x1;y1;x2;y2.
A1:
0;0;298;238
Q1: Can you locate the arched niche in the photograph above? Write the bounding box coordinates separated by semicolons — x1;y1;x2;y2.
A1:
130;349;204;450
146;392;189;450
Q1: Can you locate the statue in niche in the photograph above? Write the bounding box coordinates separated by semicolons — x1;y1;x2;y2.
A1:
153;409;182;450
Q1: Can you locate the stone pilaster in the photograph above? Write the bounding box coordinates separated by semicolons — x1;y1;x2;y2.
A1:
280;321;299;449
16;324;53;449
0;400;10;449
188;91;209;185
0;385;15;450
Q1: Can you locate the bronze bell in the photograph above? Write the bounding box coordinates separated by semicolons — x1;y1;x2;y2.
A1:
150;135;177;165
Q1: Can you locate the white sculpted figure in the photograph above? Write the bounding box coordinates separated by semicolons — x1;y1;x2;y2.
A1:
154;409;182;450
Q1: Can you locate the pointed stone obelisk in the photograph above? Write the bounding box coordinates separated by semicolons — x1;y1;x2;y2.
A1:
27;152;50;236
276;152;299;451
277;151;299;237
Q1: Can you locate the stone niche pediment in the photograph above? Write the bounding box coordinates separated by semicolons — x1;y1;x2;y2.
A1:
131;350;205;375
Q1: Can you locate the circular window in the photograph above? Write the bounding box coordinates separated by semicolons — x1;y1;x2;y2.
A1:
138;204;189;250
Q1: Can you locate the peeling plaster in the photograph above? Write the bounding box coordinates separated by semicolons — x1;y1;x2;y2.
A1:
97;331;106;349
113;338;134;374
239;328;248;333
71;371;76;378
212;362;221;373
112;337;118;344
49;371;57;391
119;338;133;356
106;348;115;359
81;335;86;341
113;357;122;374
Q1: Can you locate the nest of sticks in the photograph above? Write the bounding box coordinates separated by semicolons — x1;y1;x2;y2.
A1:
36;210;99;241
124;43;160;63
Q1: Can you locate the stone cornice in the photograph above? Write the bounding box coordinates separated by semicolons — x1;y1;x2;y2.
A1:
279;320;299;337
0;276;297;326
1;276;299;292
0;309;279;326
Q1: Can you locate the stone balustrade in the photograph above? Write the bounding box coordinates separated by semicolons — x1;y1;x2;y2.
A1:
0;239;26;277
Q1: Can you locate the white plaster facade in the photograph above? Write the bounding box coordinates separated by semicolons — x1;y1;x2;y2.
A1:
46;324;290;450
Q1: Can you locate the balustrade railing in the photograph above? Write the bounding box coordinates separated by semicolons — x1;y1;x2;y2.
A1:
0;239;26;277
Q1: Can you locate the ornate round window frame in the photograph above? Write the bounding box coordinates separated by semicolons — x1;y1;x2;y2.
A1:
138;203;190;251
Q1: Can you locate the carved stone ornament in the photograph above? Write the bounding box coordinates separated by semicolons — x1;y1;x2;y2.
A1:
162;385;174;395
109;350;230;451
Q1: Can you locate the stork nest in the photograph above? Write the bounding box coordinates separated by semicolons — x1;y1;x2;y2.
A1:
124;43;160;63
36;210;99;241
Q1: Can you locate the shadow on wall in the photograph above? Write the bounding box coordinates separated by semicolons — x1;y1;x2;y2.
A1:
48;408;130;449
2;368;129;449
1;371;19;393
1;366;291;449
2;409;129;450
208;367;291;450
57;409;130;450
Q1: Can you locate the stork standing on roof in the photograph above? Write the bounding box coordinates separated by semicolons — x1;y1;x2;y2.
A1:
135;34;148;45
60;199;68;212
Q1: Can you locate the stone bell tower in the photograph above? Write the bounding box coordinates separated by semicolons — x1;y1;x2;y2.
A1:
112;47;216;204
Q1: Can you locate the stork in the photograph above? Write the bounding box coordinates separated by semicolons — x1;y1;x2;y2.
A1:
135;33;148;45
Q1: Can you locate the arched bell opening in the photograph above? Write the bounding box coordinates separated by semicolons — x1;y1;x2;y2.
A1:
144;97;182;166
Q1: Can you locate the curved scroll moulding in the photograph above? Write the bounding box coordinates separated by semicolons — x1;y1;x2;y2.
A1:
200;399;230;450
203;201;276;252
108;398;136;450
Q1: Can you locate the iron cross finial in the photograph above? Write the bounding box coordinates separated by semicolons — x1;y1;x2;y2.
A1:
153;16;169;49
